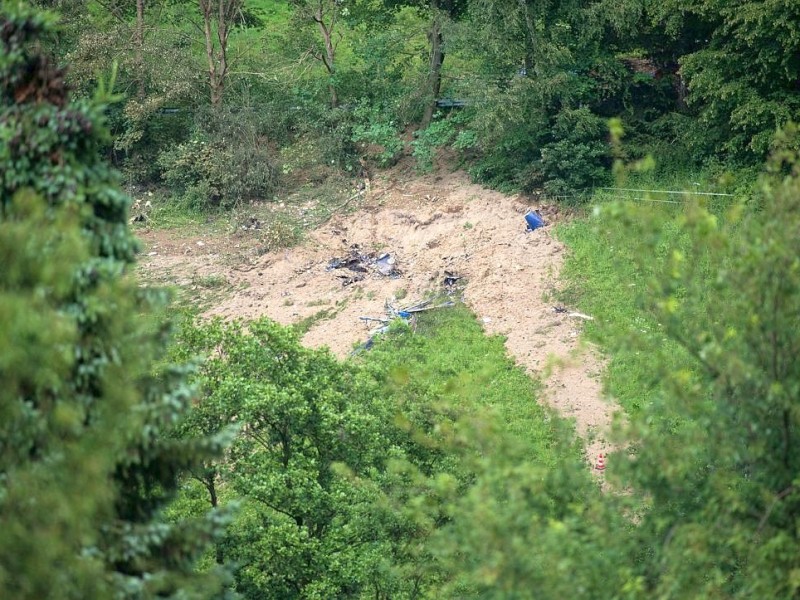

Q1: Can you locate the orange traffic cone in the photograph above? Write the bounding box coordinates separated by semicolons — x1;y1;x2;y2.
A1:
594;453;606;471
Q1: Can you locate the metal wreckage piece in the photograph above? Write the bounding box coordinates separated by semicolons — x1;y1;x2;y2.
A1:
354;298;456;353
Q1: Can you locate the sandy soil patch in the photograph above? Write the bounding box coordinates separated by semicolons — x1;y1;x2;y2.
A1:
137;170;617;466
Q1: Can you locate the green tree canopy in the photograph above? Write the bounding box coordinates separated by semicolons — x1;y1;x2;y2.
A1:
0;3;232;597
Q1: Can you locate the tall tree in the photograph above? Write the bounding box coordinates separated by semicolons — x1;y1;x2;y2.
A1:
647;0;800;158
135;0;145;98
420;0;464;126
0;3;232;596
172;318;410;598
198;0;242;107
289;0;342;108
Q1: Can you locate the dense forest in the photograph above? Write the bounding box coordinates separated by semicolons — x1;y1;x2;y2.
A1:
25;0;800;201
2;0;800;599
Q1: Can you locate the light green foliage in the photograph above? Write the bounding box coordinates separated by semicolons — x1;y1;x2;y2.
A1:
361;306;558;448
558;204;695;414
423;422;639;599
0;195;109;598
173;318;409;598
357;307;627;597
560;134;800;596
171;304;608;597
0;4;232;597
411;114;461;172
351;102;404;167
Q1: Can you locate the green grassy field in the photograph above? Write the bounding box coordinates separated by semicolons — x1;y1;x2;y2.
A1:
556;178;737;417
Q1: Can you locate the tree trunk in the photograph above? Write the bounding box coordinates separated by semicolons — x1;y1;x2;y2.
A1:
518;0;535;74
215;0;230;106
134;0;145;99
421;0;444;128
204;475;226;565
314;5;338;108
199;0;235;107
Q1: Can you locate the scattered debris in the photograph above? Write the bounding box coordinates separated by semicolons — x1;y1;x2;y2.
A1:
129;199;152;224
375;253;397;276
240;216;262;230
553;306;593;320
400;299;455;314
326;244;402;283
443;270;462;289
336;273;364;286
354;298;456;353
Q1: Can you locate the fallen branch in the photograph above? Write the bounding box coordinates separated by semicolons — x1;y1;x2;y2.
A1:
333;190;364;212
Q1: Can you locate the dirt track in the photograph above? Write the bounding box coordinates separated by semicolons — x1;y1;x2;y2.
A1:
137;169;616;466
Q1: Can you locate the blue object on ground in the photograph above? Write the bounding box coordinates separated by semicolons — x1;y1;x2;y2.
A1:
525;211;544;231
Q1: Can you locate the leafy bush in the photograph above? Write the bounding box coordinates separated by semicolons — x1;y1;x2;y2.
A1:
411;112;471;172
470;103;610;197
351;103;404;168
158;139;231;208
525;108;611;195
158;107;278;210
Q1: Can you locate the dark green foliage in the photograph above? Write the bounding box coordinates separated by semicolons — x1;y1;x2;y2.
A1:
0;4;231;597
442;0;619;194
26;0;800;202
650;0;800;160
0;9;135;263
411;113;463;172
524;107;610;195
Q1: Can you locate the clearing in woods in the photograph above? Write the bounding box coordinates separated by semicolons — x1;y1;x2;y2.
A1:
137;169;617;466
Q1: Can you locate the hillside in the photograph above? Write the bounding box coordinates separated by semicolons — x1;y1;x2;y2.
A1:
137;167;615;465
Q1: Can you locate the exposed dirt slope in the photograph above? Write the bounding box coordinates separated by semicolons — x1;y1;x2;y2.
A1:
137;170;616;466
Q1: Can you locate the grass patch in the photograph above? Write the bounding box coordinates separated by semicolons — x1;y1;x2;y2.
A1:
190;274;228;289
356;305;581;465
556;189;725;416
131;194;210;232
292;299;348;335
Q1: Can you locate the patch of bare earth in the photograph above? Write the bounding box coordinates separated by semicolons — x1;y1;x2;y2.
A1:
137;170;617;467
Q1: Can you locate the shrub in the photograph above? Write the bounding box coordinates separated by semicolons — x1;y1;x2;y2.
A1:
351;103;403;168
158;107;278;210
